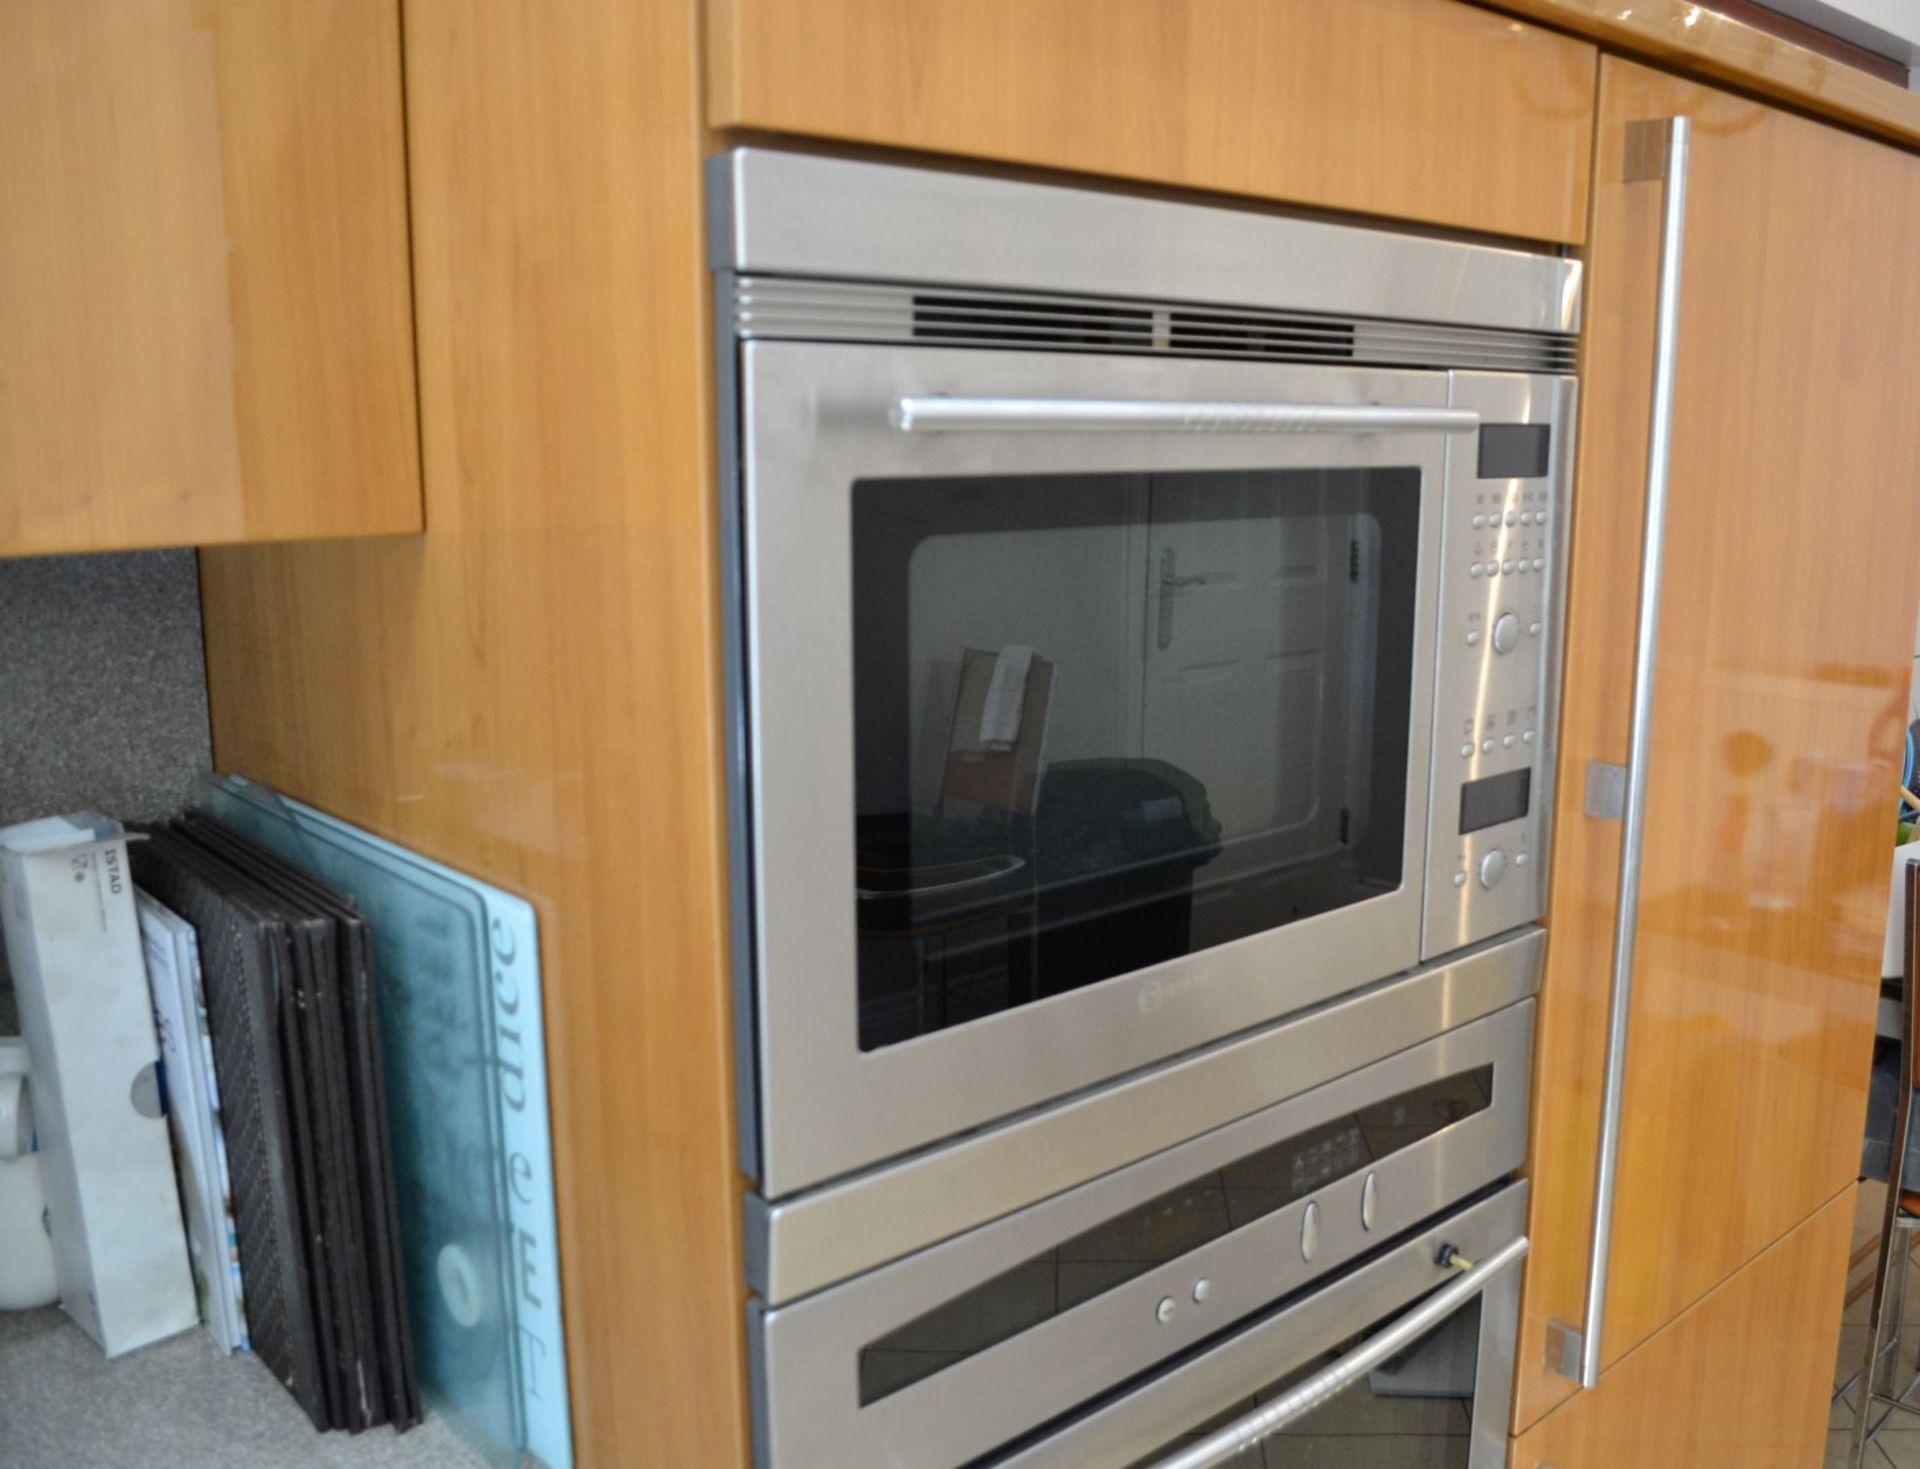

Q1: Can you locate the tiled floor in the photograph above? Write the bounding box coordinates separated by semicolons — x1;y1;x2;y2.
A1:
1830;1184;1920;1468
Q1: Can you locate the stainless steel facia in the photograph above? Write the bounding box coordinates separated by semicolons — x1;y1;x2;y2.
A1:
716;147;1577;1469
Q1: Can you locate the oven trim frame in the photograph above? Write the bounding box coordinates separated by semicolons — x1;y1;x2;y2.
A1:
749;927;1543;1304
709;148;1581;338
750;1002;1533;1468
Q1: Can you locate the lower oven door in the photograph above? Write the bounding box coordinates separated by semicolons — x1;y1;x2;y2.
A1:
750;998;1531;1468
993;1182;1527;1469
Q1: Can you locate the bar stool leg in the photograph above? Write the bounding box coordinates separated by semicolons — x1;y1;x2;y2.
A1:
1856;1226;1899;1464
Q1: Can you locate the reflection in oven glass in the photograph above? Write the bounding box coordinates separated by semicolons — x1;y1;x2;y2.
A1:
851;466;1422;1051
1124;1301;1480;1468
856;1068;1492;1406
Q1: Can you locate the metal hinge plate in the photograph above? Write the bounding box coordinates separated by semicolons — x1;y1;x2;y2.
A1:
1545;1319;1584;1380
1622;119;1676;182
1585;761;1627;822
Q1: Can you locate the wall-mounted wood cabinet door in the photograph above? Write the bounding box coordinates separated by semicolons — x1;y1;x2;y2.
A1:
708;0;1599;245
0;0;421;557
1514;55;1920;1434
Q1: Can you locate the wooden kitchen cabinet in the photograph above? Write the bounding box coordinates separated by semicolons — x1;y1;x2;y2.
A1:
708;0;1599;246
0;0;421;557
1513;56;1920;1436
1509;1185;1853;1469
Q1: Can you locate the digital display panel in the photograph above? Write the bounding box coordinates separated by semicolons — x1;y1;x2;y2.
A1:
1460;768;1531;834
1477;423;1552;479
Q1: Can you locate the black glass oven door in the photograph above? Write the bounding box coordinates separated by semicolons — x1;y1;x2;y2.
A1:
850;465;1421;1052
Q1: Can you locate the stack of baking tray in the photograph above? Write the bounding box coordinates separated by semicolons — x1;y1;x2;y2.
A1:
129;814;419;1434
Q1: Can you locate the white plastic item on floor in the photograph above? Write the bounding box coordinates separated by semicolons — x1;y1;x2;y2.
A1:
0;813;197;1356
0;1154;57;1311
0;1036;56;1311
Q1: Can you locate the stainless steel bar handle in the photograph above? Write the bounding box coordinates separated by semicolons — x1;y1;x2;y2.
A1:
1578;114;1691;1390
891;396;1480;435
1145;1237;1530;1469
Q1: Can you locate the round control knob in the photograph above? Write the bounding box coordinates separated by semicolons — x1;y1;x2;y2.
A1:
1491;612;1521;655
1478;848;1509;890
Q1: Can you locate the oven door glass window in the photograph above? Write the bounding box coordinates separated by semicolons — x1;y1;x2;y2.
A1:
1123;1300;1484;1469
851;467;1422;1050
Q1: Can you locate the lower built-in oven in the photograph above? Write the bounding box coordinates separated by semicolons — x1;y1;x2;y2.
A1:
714;149;1579;1200
750;958;1534;1468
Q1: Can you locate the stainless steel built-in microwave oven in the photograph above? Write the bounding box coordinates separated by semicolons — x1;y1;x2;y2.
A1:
712;148;1581;1204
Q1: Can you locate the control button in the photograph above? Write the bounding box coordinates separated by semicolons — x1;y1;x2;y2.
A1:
1481;739;1494;753
1491;613;1521;655
1505;511;1519;526
1515;851;1531;868
1460;743;1473;759
1361;1173;1379;1231
1478;848;1509;890
1522;729;1535;744
1528;620;1542;636
1501;559;1516;575
1520;510;1536;526
1452;870;1468;888
1466;630;1481;647
1532;558;1546;572
1192;1278;1211;1304
1156;1296;1177;1324
1468;563;1484;578
1471;513;1487;529
1301;1200;1321;1262
1502;734;1515;748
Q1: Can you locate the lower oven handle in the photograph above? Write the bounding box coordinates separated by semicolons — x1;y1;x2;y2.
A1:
1142;1235;1530;1469
890;396;1481;435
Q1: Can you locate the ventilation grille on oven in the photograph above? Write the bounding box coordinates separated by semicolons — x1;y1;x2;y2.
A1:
733;276;1578;375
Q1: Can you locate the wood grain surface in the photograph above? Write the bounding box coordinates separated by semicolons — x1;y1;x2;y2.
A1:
198;0;747;1460
1514;56;1920;1430
709;0;1599;244
1510;1185;1853;1468
1488;0;1920;152
0;0;420;556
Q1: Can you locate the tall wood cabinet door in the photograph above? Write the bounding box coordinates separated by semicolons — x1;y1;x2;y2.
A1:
1510;1185;1853;1469
0;0;421;557
1513;56;1920;1429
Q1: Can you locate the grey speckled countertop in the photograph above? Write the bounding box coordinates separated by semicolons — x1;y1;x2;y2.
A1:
0;1309;490;1469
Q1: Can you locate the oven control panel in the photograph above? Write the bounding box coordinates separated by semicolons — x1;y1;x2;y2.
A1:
1422;372;1575;960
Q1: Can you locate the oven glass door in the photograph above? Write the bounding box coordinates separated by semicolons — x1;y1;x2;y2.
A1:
851;461;1419;1052
741;344;1452;1195
989;1184;1527;1469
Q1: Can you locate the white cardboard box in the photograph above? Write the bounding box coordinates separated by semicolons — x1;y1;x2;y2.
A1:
0;813;196;1356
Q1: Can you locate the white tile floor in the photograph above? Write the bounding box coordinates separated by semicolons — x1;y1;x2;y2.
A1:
1830;1185;1920;1468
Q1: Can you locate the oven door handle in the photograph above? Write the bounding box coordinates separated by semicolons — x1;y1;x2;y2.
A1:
1140;1235;1530;1469
890;396;1481;435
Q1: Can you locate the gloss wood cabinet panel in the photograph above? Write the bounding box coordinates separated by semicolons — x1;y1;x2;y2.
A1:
198;0;746;1461
0;0;420;557
1492;0;1920;153
1509;1186;1852;1469
707;0;1599;245
1514;57;1920;1430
